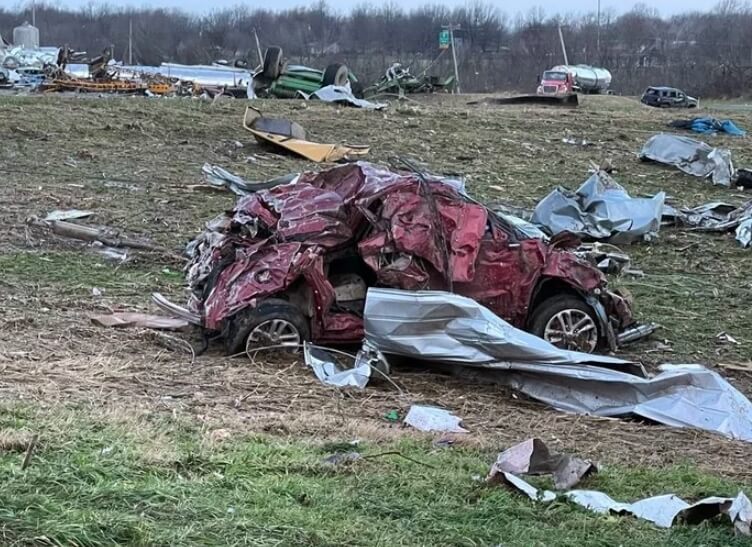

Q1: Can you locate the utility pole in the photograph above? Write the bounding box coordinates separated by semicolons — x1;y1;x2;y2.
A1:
128;19;133;65
32;1;36;26
558;24;569;65
443;24;461;94
596;0;601;58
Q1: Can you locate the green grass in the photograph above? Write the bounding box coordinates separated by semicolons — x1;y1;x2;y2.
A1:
0;405;747;547
0;251;182;298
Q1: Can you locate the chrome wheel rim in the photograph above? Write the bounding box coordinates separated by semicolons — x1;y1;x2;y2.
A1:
246;319;301;351
543;309;598;352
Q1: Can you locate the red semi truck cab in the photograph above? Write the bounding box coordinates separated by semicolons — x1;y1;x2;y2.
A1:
537;70;573;96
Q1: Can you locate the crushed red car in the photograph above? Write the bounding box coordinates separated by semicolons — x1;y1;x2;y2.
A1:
185;162;652;354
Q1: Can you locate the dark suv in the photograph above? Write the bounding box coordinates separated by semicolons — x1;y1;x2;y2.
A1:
641;86;698;108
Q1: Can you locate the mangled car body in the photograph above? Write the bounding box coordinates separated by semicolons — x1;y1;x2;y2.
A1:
186;162;648;354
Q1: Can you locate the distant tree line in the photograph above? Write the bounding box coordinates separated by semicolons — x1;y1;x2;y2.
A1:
1;0;751;97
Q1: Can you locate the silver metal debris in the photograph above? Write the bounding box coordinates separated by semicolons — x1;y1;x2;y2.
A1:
640;134;734;186
364;289;752;443
305;85;387;110
531;170;665;244
303;343;371;389
499;470;751;534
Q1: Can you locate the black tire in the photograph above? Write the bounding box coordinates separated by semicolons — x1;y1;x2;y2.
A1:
322;63;349;87
263;46;284;80
350;80;364;98
225;298;310;355
529;294;601;352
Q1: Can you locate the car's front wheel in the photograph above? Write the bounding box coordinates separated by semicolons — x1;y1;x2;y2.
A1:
529;295;600;353
225;298;310;355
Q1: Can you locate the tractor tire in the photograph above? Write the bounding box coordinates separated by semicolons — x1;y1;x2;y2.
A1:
350;80;365;98
263;46;284;80
225;298;310;355
322;63;349;87
529;295;601;353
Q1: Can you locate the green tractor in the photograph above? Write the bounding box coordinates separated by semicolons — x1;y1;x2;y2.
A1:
255;46;362;98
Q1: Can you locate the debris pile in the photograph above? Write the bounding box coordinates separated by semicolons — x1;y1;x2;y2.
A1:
664;200;752;248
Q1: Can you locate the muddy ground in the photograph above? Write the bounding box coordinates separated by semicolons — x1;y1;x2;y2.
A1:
1;93;751;479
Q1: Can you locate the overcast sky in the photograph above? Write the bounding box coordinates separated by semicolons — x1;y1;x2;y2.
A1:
29;0;722;17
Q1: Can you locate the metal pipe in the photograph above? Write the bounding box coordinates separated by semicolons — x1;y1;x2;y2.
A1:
617;323;658;345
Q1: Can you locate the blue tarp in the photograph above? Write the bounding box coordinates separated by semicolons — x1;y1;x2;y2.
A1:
690;117;746;136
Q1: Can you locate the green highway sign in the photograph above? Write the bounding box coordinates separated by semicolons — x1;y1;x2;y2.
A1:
439;29;450;49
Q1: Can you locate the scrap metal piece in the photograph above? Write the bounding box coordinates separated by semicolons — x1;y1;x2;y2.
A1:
498;471;557;502
151;293;202;325
303;342;371;389
736;218;752;248
91;312;189;330
307;85;387;110
44;209;95;221
531;170;665;244
242;107;369;163
364;288;636;371
640;134;734;186
574;243;631;275
729;492;752;536
403;405;468;433
365;289;752;442
488;438;596;490
201;163;299;196
501;362;752;443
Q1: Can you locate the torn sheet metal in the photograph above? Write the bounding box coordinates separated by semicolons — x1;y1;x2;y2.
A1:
303;342;371;389
531;170;665;244
365;289;752;442
574;243;631;275
242;107;369;163
91;312;189;330
201;163;299;196
736;218;752;248
501;362;752;443
364;288;635;371
488;438;597;490
664;200;752;248
640;134;734;186
403;405;468;433
44;209;95;221
306;85;387;110
498;471;557;502
500;470;751;533
117;62;252;88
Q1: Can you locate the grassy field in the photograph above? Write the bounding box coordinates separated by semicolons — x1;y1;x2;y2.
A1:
1;93;752;545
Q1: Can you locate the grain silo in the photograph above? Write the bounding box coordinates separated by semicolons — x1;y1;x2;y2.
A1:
13;22;40;49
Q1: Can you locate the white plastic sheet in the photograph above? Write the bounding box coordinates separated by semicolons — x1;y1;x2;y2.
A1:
403;405;468;433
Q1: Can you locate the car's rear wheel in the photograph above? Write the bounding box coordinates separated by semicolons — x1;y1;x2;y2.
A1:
225;298;310;355
529;295;600;353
